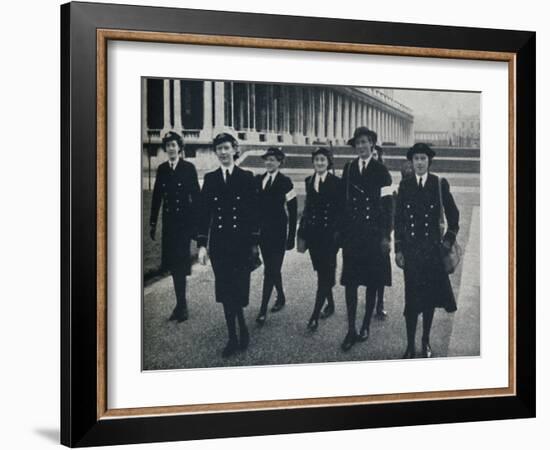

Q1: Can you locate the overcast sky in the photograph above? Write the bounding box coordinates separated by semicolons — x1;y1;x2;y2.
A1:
392;89;480;132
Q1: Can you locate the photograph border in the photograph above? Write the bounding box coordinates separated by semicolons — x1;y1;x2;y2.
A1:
61;2;535;446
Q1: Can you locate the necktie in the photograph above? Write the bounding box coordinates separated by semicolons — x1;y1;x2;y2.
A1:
265;175;272;190
418;177;423;190
318;176;324;192
361;160;367;176
225;169;231;184
170;162;174;171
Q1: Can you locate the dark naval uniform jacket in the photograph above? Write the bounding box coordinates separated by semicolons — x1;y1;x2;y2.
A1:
255;171;297;253
149;158;200;274
197;165;260;307
297;172;343;287
340;157;393;287
394;173;459;315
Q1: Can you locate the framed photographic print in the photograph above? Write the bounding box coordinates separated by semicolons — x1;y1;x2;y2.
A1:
61;1;536;447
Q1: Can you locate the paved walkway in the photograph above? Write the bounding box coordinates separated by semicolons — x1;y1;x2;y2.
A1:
143;197;480;370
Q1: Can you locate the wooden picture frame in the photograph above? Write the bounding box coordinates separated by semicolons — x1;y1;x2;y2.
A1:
61;1;535;446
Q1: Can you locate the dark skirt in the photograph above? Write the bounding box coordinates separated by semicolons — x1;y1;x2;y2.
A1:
209;236;253;307
307;232;338;287
161;220;192;275
402;241;457;315
340;228;392;287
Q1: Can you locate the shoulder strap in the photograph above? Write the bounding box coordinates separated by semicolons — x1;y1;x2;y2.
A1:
438;175;446;239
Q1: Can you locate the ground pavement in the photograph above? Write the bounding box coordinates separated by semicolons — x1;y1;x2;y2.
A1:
143;188;480;370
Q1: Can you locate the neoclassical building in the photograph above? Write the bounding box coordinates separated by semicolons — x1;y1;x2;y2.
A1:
142;79;414;150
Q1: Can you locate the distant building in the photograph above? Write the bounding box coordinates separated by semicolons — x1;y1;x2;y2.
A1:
142;79;414;154
450;112;480;147
414;130;451;147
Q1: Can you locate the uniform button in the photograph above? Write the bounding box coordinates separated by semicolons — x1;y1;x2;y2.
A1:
411;223;415;227
218;225;222;229
178;183;182;186
366;206;370;210
425;232;429;236
366;197;369;201
425;223;429;227
366;215;370;219
407;204;410;208
162;184;166;187
218;216;222;219
176;199;179;203
425;214;429;218
214;197;218;200
411;232;415;236
233;225;237;229
232;207;236;211
410;215;414;219
233;216;237;220
430;204;434;209
236;196;241;200
217;207;221;211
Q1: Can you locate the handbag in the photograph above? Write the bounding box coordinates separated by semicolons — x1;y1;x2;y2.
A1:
438;176;462;274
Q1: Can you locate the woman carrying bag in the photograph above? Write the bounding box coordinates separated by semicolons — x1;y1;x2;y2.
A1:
394;143;460;359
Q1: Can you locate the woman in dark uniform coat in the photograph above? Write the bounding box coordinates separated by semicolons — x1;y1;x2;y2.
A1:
255;147;298;325
371;145;392;320
340;127;393;351
298;147;343;331
395;143;459;358
197;133;260;358
149;131;200;322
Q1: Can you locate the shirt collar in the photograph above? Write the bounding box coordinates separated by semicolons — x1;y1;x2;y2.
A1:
415;173;427;185
266;170;278;180
168;158;179;169
221;164;235;175
316;171;328;182
358;155;373;171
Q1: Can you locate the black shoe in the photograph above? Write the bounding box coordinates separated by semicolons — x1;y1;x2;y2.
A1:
341;332;357;352
357;325;369;342
239;328;250;350
402;348;416;359
375;310;387;320
256;314;267;326
320;304;334;319
307;318;319;331
421;343;433;358
222;339;239;358
169;307;187;322
271;301;285;313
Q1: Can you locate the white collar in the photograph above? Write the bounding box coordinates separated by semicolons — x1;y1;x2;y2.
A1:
415;173;428;185
315;171;328;182
221;164;235;175
266;170;278;179
168;158;179;169
358;155;373;171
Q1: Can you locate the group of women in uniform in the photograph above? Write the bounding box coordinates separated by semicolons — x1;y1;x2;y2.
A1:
149;126;460;360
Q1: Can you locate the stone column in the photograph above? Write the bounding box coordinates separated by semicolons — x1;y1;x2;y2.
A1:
199;81;213;141
343;97;350;142
326;90;335;143
142;78;148;142
335;93;342;144
350;100;356;136
173;80;183;134
213;81;225;134
161;79;171;135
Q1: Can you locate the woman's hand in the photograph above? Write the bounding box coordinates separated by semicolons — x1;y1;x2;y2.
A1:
198;246;208;265
395;251;405;269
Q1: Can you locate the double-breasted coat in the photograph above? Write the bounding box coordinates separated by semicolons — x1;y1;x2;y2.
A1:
340;157;393;287
197;165;260;307
297;172;343;287
394;173;459;315
149;159;200;274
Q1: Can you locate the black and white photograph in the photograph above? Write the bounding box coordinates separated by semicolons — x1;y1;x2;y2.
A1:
141;78;480;370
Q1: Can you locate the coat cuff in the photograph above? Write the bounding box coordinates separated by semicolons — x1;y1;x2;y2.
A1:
443;230;457;245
